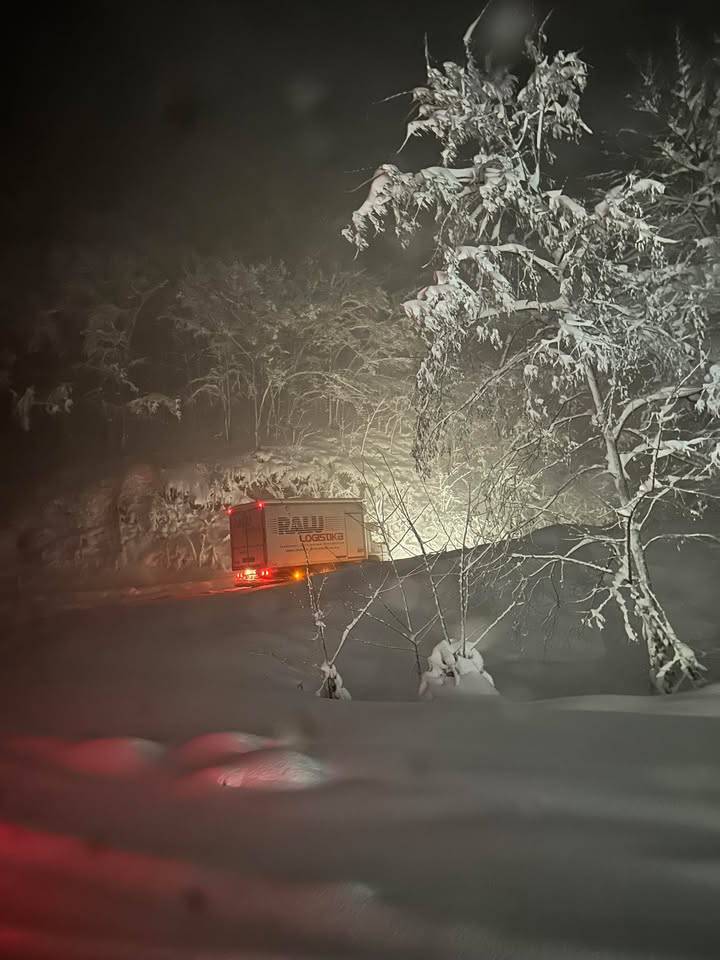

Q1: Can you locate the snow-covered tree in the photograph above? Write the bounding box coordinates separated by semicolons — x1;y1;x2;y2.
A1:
50;249;178;443
176;258;412;447
625;32;720;342
1;308;75;432
81;281;179;446
279;264;414;444
345;17;720;692
631;32;720;243
174;261;254;445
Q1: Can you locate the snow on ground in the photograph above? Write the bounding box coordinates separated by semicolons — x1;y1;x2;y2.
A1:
1;524;720;957
5;518;720;707
1;697;720;959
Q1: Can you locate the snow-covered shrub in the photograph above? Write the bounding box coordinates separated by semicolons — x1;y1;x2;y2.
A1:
630;33;720;250
11;383;74;432
419;639;498;699
317;662;352;701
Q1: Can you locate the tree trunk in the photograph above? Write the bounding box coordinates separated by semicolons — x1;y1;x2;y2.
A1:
223;395;231;446
626;523;704;692
584;364;704;692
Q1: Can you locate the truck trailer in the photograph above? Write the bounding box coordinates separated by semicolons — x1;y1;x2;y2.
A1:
228;498;375;583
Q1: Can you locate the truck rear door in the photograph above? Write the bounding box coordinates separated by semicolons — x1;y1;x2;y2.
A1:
230;508;266;569
344;508;367;559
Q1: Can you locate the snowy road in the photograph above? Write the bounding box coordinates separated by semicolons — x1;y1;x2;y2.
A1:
6;571;287;617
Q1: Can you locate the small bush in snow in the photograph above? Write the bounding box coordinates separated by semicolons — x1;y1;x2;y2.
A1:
419;639;498;699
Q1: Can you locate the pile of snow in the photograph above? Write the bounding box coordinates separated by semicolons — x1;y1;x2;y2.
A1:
419;639;498;699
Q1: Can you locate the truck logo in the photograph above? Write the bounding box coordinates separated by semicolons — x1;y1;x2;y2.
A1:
278;516;325;536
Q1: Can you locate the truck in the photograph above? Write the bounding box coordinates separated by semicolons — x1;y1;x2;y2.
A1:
227;498;378;584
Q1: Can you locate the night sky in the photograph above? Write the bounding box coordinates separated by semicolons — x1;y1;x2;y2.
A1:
2;0;717;270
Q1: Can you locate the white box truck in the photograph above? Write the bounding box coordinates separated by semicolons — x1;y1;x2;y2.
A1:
228;498;375;583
